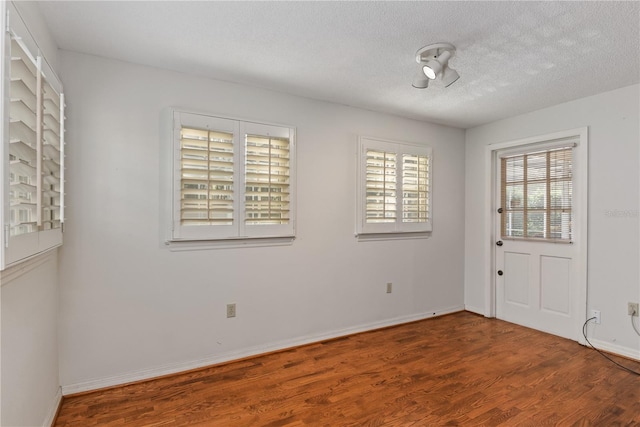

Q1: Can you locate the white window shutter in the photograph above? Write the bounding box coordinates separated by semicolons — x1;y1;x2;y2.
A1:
3;3;65;268
357;136;432;235
241;121;295;238
171;111;295;241
173;112;240;240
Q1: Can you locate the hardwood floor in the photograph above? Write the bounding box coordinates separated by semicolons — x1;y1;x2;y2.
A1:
55;312;640;426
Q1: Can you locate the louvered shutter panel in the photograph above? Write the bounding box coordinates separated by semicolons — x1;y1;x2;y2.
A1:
241;122;295;238
365;150;397;224
41;76;63;231
180;127;235;225
244;134;290;225
402;154;429;223
8;38;38;237
173;113;239;240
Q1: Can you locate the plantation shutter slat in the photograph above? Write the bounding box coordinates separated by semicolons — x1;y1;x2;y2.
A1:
501;144;574;241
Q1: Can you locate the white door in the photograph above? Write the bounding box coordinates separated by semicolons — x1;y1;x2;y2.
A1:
494;132;587;341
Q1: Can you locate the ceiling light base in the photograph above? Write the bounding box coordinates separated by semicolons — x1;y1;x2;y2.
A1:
415;42;456;63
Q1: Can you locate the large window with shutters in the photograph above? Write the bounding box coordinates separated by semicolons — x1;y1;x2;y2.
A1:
1;2;65;269
171;111;295;241
356;136;432;235
500;144;573;242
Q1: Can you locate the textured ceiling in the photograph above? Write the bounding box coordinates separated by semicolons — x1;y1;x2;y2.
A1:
37;1;639;129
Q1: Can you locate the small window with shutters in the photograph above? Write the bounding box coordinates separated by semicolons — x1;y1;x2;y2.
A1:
356;136;432;236
2;2;66;269
171;111;295;242
500;143;574;242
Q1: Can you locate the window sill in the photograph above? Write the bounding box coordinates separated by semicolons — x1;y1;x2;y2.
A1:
355;232;431;242
1;247;58;284
166;236;295;251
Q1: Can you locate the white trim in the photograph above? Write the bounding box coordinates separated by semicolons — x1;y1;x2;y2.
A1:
586;338;640;362
483;146;494;317
495;137;577;158
0;0;7;271
485;127;588;341
166;235;294;251
7;3;38;68
59;92;65;225
574;128;589;345
356;231;431;242
61;305;464;395
464;305;485;316
42;387;62;427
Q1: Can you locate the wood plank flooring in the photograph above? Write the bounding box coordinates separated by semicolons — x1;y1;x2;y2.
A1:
55;312;640;426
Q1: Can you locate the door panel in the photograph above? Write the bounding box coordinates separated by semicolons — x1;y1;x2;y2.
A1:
497;238;575;338
504;252;530;306
540;256;571;315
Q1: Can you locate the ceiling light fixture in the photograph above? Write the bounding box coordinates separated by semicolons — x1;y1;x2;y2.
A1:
413;42;460;88
412;68;430;89
441;66;460;88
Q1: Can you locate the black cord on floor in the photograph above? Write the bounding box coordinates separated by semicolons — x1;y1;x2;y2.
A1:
582;317;640;376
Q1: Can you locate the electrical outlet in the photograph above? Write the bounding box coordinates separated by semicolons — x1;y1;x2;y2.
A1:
628;302;639;317
386;282;392;293
590;309;601;324
226;303;236;318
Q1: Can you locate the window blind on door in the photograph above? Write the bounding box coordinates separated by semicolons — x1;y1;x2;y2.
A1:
244;134;290;225
501;145;573;241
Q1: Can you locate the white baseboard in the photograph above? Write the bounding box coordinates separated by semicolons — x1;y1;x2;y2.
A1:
587;338;640;361
61;305;464;395
464;305;486;316
43;387;62;427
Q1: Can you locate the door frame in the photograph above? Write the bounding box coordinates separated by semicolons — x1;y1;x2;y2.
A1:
483;127;589;344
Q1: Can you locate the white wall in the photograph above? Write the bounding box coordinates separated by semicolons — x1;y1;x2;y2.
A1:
465;84;640;358
0;2;62;426
1;253;60;427
58;51;466;392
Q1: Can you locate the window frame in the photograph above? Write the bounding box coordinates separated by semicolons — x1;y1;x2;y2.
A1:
356;136;432;236
170;110;296;243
